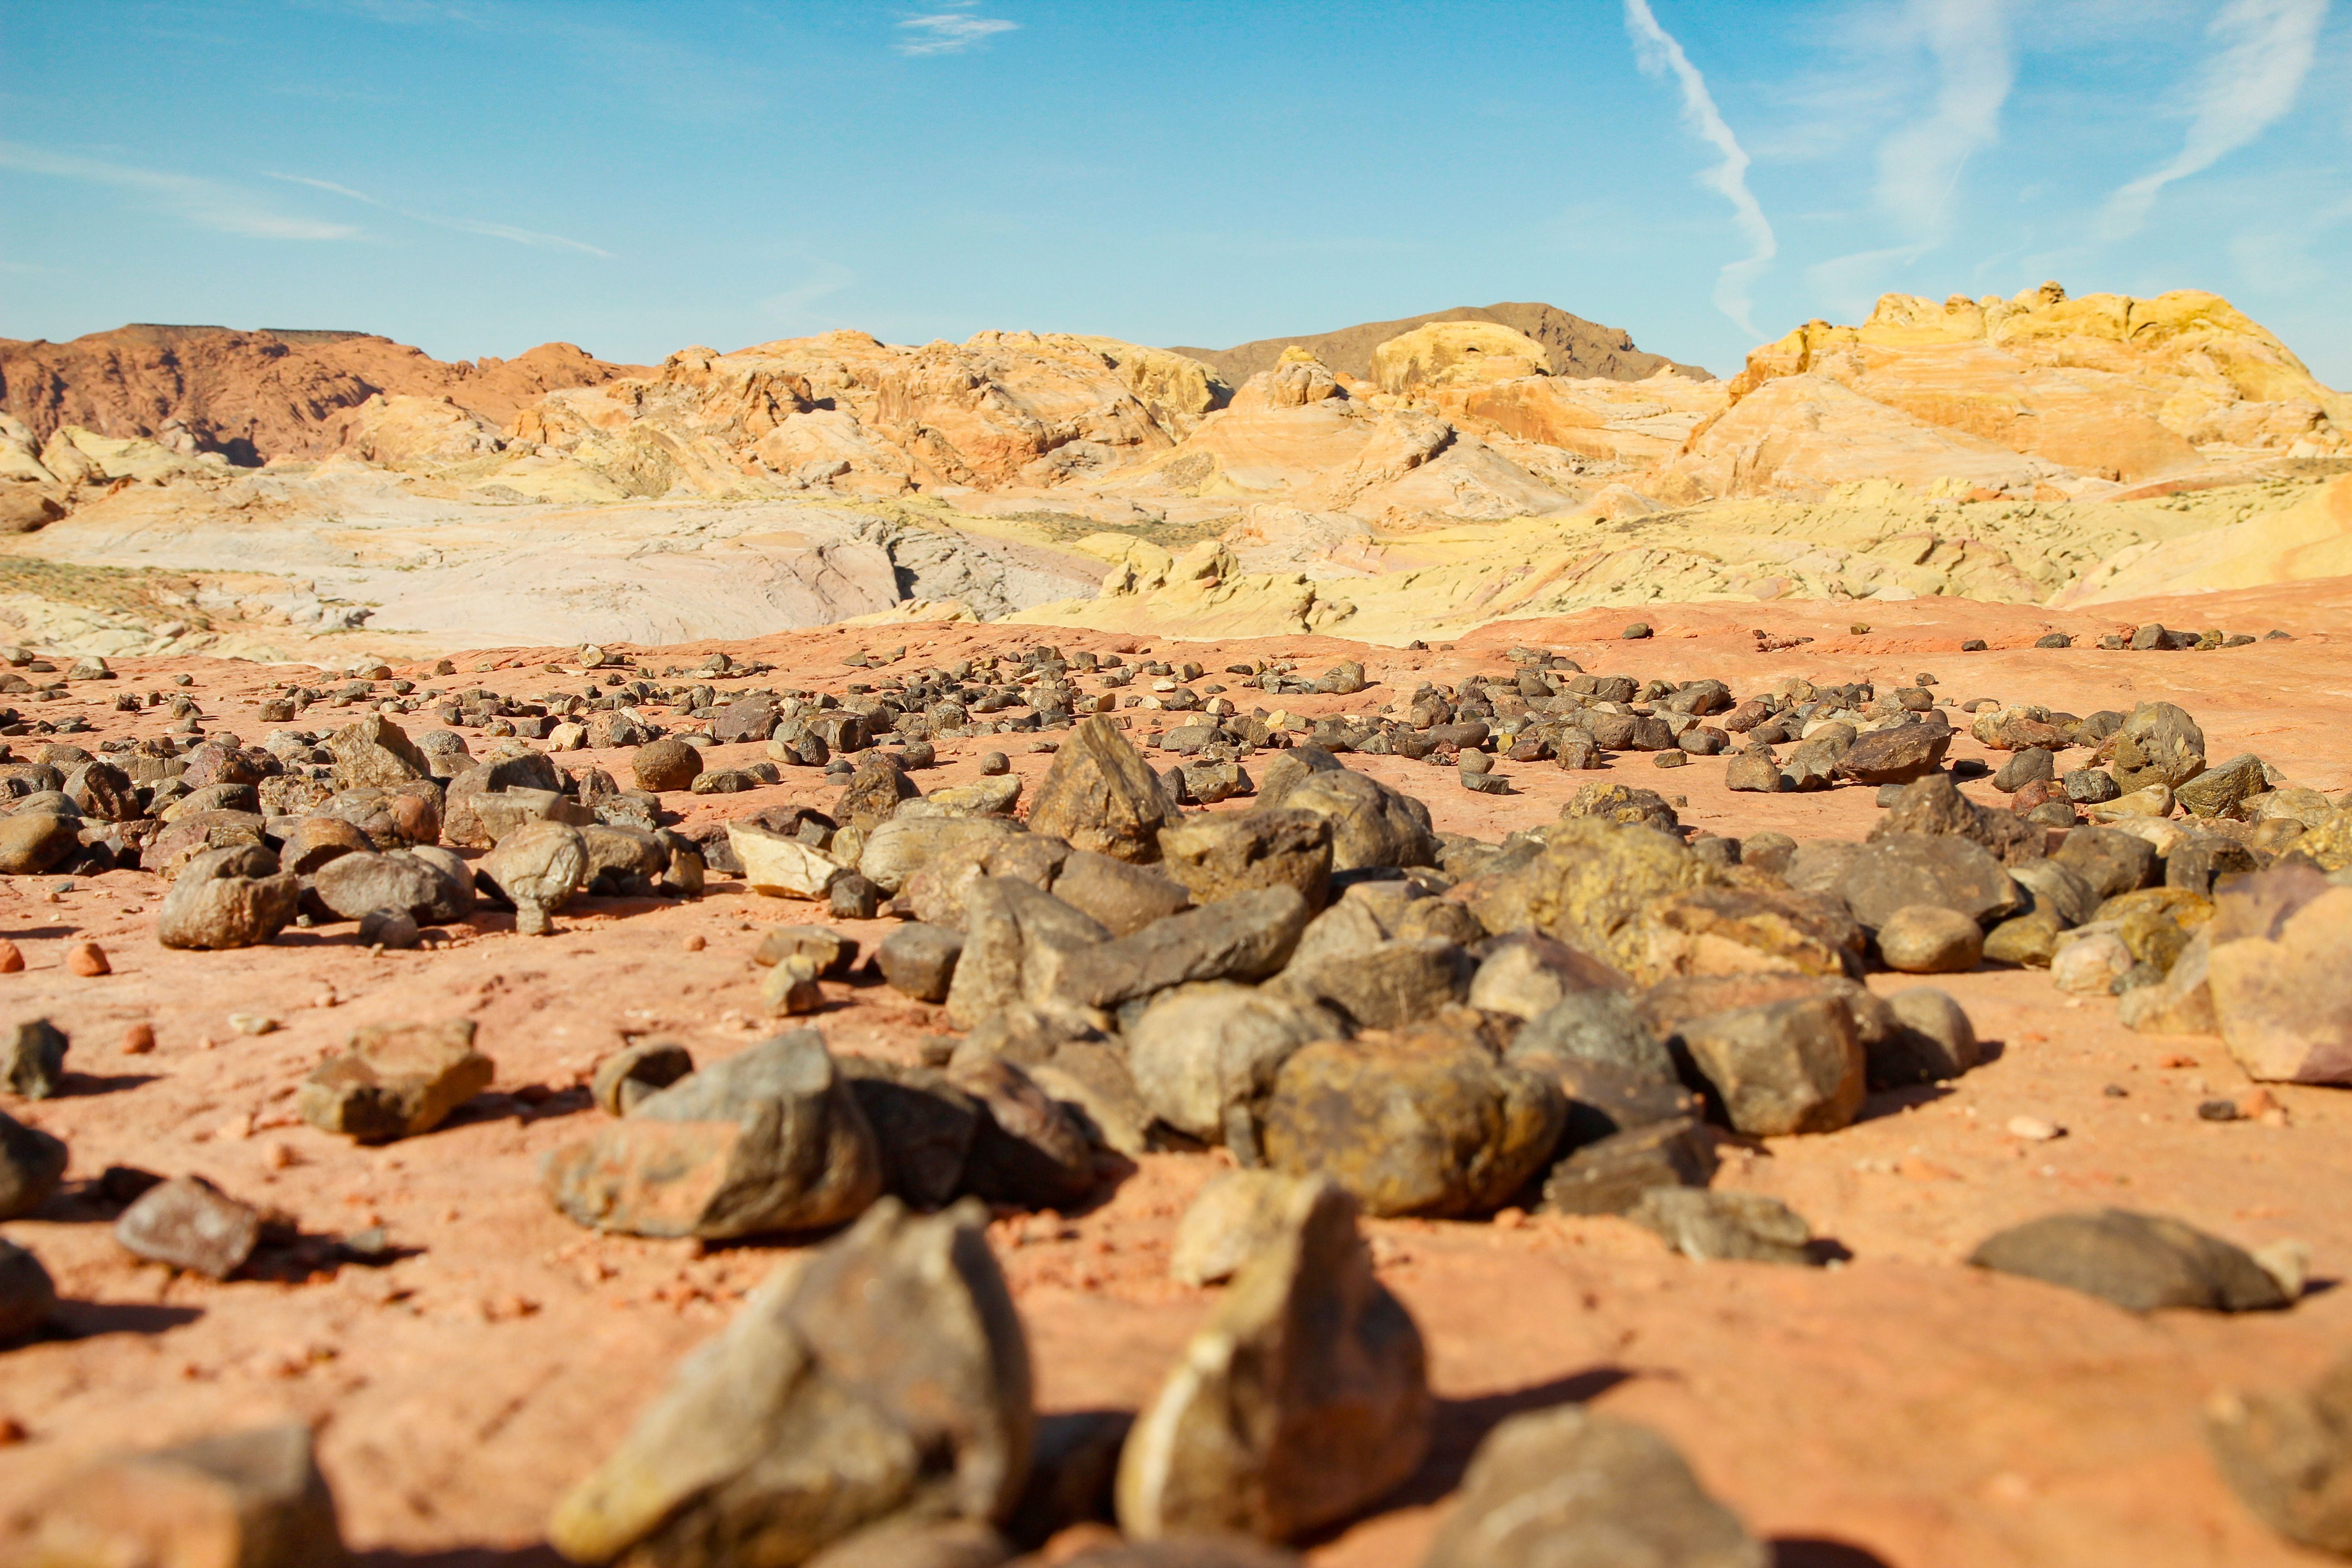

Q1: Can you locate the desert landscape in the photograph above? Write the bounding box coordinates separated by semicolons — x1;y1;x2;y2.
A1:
0;271;2348;1568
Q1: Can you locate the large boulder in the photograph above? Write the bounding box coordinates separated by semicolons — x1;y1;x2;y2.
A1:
549;1199;1033;1566
1115;1177;1431;1542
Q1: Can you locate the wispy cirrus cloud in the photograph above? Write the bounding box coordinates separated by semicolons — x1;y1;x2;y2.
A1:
896;3;1019;57
2100;0;2331;239
761;261;857;321
267;173;609;256
1876;0;2014;245
0;142;357;240
1622;0;1778;337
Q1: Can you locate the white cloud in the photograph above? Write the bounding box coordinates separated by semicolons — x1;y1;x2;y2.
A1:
897;5;1019;57
267;173;609;256
0;142;357;240
2100;0;2330;239
761;261;858;320
1875;0;2015;244
1622;0;1779;338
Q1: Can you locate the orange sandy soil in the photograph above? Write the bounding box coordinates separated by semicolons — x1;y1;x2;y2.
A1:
2;581;2350;1568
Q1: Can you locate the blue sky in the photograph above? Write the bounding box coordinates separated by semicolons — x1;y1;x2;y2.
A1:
4;0;2347;383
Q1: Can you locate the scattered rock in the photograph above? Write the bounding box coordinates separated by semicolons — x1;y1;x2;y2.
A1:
631;737;704;793
2112;701;2207;794
880;923;965;1002
1261;1026;1566;1218
1540;1117;1719;1215
946;1054;1096;1209
1875;903;1984;973
756;925;860;978
542;1030;883;1239
1839;831;2020;930
328;713;431;789
731;821;848;901
0;1107;68;1219
2207;1353;2352;1556
1157;809;1333;911
479;820;588;936
835;1057;981;1209
1835;723;1950;785
592;1040;695;1115
0;1236;56;1343
1048;887;1310;1012
1420;1404;1765;1568
1027;715;1172;863
1630;1187;1818;1267
0;1019;68;1100
1115;1176;1431;1541
548;1198;1032;1566
1169;1169;1306;1287
1678;995;1866;1137
157;844;301;949
298;1019;495;1142
1872;987;1981;1087
114;1174;263;1279
1127;982;1338;1148
1968;1209;2291;1312
2208;869;2352;1083
23;1424;346;1568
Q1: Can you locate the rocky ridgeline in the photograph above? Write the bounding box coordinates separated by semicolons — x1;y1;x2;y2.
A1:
4;631;2352;1563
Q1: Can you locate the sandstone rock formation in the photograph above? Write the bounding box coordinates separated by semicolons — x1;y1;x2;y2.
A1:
1172;301;1712;385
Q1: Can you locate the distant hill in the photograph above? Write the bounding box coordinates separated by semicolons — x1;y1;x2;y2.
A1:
0;323;645;464
1172;302;1713;386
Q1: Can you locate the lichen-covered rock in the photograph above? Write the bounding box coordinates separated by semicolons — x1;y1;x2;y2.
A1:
1462;817;1706;973
2112;701;2207;794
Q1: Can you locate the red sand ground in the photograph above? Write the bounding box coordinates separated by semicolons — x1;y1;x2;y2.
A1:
1;581;2348;1568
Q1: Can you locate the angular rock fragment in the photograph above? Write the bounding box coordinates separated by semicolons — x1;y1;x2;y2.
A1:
1465;933;1623;1021
114;1175;263;1279
1511;988;1674;1082
880;922;965;1002
1969;1209;2291;1312
328;713;431;789
1;1018;68;1100
1;1235;56;1343
1049;849;1194;936
2112;701;2207;794
1261;1029;1565;1218
1275;768;1438;871
757;925;860;978
1127;982;1339;1148
2208;868;2352;1083
730;821;848;901
299;1019;494;1142
1835;722;1950;785
1421;1405;1764;1568
542;1031;883;1240
549;1199;1032;1567
24;1424;347;1568
1269;937;1473;1031
1872;987;1981;1087
1678;995;1866;1137
0;1106;68;1218
1632;884;1863;982
1115;1177;1431;1542
1462;818;1705;974
946;879;1111;1030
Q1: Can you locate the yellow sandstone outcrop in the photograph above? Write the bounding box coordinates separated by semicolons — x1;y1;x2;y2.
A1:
1372;322;1551;395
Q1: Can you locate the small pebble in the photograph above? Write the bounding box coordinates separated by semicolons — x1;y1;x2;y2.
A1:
0;940;22;974
2196;1099;2240;1122
122;1022;156;1054
229;1014;279;1037
2007;1115;2064;1141
979;751;1010;775
67;940;111;976
2102;1083;2128;1098
681;934;706;952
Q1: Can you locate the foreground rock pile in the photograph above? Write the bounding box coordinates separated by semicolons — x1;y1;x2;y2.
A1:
2;623;2350;1564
